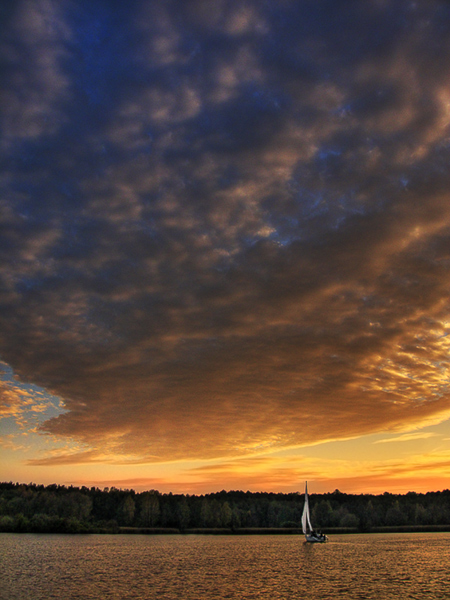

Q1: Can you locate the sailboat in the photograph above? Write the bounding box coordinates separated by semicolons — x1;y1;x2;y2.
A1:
301;482;327;543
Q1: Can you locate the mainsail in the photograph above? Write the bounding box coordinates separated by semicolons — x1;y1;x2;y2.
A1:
301;481;313;535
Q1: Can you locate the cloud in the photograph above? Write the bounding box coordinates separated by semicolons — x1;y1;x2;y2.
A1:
0;364;55;422
27;449;116;466
0;0;71;148
374;432;440;444
2;0;450;467
317;450;450;494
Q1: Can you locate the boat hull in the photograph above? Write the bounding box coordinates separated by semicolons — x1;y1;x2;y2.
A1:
305;534;327;543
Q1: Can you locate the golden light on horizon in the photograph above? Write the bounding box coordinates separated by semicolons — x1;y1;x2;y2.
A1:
2;0;450;495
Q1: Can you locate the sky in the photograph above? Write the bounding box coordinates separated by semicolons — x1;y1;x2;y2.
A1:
1;0;450;496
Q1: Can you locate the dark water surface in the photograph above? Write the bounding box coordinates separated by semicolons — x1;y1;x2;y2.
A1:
1;532;449;599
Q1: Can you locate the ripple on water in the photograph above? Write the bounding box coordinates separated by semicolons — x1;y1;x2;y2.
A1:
1;533;450;600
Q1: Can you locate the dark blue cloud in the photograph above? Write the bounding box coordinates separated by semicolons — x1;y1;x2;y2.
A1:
2;0;450;462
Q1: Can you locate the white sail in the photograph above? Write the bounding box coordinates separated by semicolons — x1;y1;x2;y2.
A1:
301;481;313;535
301;482;328;542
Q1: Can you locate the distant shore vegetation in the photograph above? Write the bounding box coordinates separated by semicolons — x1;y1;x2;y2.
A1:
1;482;450;535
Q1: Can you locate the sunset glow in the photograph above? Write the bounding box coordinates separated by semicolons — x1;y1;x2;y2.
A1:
2;0;450;495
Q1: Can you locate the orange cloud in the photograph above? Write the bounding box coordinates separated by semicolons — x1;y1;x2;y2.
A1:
2;0;450;483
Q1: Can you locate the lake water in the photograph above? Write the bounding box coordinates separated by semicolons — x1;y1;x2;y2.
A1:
1;532;449;599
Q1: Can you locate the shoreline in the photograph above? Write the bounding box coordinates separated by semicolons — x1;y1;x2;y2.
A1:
117;524;450;535
3;525;450;535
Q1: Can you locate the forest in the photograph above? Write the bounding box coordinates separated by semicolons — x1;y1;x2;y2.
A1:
1;482;450;534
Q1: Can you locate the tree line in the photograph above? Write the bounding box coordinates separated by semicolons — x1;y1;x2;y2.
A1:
1;482;450;534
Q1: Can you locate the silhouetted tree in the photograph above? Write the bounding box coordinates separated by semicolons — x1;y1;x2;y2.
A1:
312;499;334;528
176;498;190;530
1;482;450;533
200;498;212;527
120;495;136;526
139;491;160;527
220;501;232;528
386;500;407;526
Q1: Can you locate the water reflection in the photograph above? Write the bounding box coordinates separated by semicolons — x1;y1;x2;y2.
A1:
1;533;449;599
